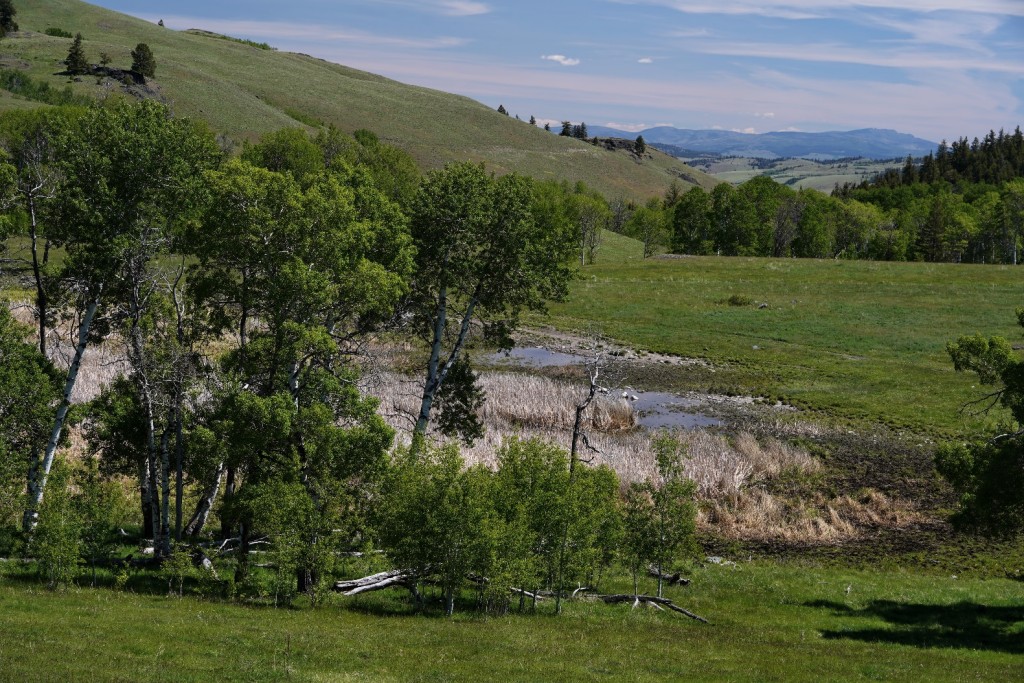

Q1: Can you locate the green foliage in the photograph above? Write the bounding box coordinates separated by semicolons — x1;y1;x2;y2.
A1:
130;42;156;79
29;459;80;589
77;455;132;585
161;542;197;597
407;162;576;438
0;0;17;38
0;68;91;106
241;127;324;182
0;306;61;526
44;27;72;39
940;308;1024;535
64;32;88;75
634;135;647;155
377;444;489;614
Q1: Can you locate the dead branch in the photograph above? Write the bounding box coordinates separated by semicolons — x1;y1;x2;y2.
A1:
648;565;691;586
590;594;708;623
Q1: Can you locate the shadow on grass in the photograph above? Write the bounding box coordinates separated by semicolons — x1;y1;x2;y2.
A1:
807;599;1024;654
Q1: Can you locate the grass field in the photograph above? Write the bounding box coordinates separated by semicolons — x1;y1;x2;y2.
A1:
0;0;716;200
684;157;901;192
1;560;1022;682
542;232;1022;436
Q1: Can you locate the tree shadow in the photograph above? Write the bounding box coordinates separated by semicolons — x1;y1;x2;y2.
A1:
807;599;1024;654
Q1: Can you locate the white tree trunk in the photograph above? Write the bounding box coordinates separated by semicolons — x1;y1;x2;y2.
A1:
23;294;100;532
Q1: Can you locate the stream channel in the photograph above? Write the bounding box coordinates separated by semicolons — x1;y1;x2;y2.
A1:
488;347;721;430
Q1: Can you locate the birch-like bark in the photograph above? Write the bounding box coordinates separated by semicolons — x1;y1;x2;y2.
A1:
184;461;225;538
23;293;100;532
414;284;480;438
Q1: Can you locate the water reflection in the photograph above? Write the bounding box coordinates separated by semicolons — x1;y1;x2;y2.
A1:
489;347;721;430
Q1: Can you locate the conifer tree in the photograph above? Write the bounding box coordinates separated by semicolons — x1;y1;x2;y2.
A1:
131;43;156;80
65;33;88;75
529;115;536;126
497;104;508;115
560;121;572;137
634;135;647;155
0;0;18;38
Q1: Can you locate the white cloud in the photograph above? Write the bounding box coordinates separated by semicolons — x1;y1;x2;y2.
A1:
140;15;468;49
638;57;654;64
542;54;581;66
754;112;775;118
614;1;1024;19
733;127;758;134
686;40;1024;74
604;121;650;132
436;1;491;16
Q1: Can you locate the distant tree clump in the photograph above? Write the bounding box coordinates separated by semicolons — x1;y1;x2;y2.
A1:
131;43;156;79
45;28;73;39
529;115;536;126
634;135;647;156
497;104;508;116
544;122;551;132
65;33;88;75
559;121;572;137
572;122;588;140
0;0;18;38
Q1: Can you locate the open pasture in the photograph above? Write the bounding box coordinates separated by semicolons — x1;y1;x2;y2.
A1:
546;232;1022;436
1;561;1022;682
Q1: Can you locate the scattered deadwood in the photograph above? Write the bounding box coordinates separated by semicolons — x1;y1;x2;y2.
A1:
331;569;705;622
592;594;708;622
648;565;691;586
333;569;418;596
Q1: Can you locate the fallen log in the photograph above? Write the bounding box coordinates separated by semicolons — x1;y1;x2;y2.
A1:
648;565;691;586
592;594;708;623
333;569;418;596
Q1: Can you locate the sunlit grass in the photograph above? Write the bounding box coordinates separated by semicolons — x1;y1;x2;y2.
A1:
545;232;1021;436
1;561;1021;682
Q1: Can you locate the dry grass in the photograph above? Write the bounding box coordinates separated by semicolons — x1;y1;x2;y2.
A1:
8;299;921;545
363;368;918;544
6;300;129;404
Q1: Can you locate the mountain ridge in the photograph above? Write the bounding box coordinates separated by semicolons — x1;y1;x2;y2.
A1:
587;125;937;160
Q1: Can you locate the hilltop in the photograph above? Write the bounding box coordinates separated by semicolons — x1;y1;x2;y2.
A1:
589;125;937;161
0;0;716;199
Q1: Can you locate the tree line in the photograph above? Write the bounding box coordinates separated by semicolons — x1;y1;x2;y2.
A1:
0;101;698;613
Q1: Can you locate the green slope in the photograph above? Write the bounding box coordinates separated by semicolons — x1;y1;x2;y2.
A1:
2;0;717;198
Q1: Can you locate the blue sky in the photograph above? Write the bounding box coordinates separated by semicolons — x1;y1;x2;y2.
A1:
93;1;1024;143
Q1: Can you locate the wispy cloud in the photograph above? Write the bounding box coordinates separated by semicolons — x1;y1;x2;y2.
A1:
364;0;491;16
604;121;651;132
686;40;1024;74
637;57;654;64
542;54;581;66
435;1;491;16
754;112;775;118
144;15;468;49
615;1;1024;19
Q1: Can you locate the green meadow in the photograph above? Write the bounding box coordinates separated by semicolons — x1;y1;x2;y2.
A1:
1;561;1022;682
544;232;1022;435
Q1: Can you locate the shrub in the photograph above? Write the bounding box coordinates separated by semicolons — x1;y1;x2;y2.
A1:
44;28;73;38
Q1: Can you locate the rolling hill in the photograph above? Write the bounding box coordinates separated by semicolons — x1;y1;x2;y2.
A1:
0;0;717;199
588;125;937;161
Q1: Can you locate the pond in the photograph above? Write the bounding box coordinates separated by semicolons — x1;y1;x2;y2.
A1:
488;347;721;430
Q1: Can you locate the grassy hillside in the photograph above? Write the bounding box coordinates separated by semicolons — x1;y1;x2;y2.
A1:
543;234;1021;435
0;0;716;199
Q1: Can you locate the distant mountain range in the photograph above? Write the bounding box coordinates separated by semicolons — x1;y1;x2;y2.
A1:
585;126;937;161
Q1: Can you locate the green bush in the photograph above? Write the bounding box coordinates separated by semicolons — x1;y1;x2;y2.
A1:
44;27;73;38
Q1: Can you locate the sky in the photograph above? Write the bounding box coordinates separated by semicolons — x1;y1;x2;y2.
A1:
91;1;1024;143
